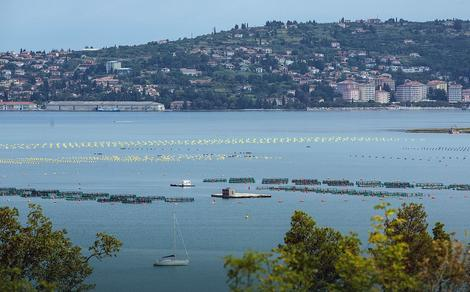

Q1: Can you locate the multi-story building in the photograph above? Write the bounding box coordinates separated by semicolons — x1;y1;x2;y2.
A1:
427;80;448;93
462;89;470;103
105;61;122;73
336;80;360;102
375;90;390;104
375;74;395;91
358;82;376;102
396;81;427;102
448;83;463;103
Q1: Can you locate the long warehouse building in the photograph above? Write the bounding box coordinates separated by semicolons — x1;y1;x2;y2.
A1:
46;101;165;112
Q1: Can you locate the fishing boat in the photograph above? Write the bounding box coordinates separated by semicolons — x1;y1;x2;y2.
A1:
154;212;190;267
170;180;195;187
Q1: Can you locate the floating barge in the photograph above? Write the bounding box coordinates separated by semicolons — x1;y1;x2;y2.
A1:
292;179;321;186
229;177;255;184
0;188;17;196
383;182;414;189
18;189;39;197
148;195;166;201
448;184;470;191
164;197;195;203
122;197;152;204
203;178;227;183
262;178;289;185
0;187;183;205
322;179;354;187
257;186;423;198
356;180;383;188
415;183;446;190
211;188;271;199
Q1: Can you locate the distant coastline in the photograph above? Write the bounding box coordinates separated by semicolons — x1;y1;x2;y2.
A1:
1;19;469;111
1;106;467;113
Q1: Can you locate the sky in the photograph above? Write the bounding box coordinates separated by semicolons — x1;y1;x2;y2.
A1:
1;0;469;51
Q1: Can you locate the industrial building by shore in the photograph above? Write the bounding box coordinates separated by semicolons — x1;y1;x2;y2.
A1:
45;101;165;112
0;100;468;112
0;101;38;111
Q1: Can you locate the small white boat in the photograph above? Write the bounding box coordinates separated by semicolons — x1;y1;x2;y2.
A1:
170;180;195;188
154;212;190;267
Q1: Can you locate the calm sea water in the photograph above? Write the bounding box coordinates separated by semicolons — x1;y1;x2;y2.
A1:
1;110;470;291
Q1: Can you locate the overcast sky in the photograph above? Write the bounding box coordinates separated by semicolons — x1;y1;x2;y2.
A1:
1;0;469;51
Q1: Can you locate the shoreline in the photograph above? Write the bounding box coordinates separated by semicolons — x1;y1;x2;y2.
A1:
0;106;467;113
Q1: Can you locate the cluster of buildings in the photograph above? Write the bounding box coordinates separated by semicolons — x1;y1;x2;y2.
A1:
426;80;466;103
335;77;466;104
336;79;391;103
0;19;468;109
0;49;71;101
396;80;466;103
0;50;162;106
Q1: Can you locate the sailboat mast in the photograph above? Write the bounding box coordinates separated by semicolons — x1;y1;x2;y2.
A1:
173;211;177;256
176;215;190;260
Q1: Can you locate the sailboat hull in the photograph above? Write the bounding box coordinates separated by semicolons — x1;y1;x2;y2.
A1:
154;212;190;267
154;259;189;266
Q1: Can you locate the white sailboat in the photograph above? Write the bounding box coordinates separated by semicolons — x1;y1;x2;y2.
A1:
154;212;190;266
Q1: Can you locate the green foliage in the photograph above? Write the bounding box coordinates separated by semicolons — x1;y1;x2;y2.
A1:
280;210;358;290
0;204;122;291
225;203;470;292
0;267;37;292
60;20;469;109
224;251;272;292
385;203;433;274
428;88;447;101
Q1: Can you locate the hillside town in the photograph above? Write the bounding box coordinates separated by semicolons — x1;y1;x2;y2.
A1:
0;18;469;111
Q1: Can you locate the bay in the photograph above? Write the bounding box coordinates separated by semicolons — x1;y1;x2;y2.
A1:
1;110;470;291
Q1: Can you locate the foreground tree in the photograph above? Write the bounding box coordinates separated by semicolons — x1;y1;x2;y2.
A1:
225;203;470;291
0;204;122;291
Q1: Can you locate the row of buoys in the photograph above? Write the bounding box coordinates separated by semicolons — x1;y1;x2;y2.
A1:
404;146;470;152
0;153;278;165
351;154;468;161
0;136;407;151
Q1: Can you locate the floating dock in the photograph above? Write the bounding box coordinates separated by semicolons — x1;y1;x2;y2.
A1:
356;180;383;188
164;197;195;203
203;178;227;183
322;179;354;187
383;181;414;188
292;179;321;186
211;188;271;199
262;178;289;185
257;185;424;198
448;184;470;191
229;177;255;184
